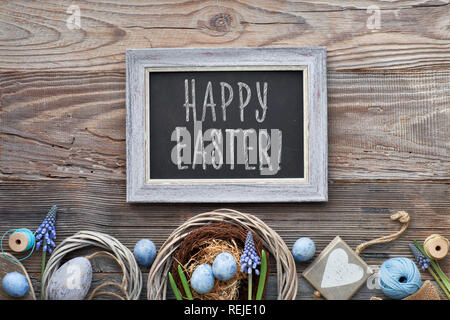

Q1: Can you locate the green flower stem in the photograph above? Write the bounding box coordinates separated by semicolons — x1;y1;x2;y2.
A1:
433;261;449;283
428;265;450;299
40;244;47;300
168;272;183;300
414;240;450;294
177;265;193;300
248;273;252;300
256;250;267;300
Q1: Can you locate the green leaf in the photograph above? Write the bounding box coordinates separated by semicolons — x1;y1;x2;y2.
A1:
178;265;193;300
414;240;450;296
256;250;267;300
427;266;450;299
168;272;183;300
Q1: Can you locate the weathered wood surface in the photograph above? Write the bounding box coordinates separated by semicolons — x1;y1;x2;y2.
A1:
0;1;449;71
0;180;447;299
23;273;447;300
0;0;448;300
1;71;448;181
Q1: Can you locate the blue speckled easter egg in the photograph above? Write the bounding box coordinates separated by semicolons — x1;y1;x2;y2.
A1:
47;257;92;300
134;239;157;268
2;272;29;297
292;237;316;262
212;252;237;281
191;264;215;294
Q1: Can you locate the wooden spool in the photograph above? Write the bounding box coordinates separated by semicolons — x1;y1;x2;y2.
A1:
424;234;449;260
8;232;30;253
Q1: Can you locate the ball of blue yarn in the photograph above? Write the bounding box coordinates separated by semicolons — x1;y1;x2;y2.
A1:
379;257;422;299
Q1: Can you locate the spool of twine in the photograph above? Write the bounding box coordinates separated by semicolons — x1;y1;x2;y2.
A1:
424;234;449;260
1;228;36;262
8;229;35;253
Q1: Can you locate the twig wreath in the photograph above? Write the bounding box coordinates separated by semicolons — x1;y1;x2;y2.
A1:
147;209;297;300
41;231;142;300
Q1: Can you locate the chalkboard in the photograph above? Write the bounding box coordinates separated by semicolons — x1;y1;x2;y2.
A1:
148;68;305;180
126;47;327;202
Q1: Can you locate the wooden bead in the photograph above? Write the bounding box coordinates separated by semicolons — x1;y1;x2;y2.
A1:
8;232;29;253
424;234;449;260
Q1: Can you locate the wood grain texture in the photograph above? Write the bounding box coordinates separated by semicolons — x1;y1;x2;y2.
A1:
0;180;447;299
1;70;447;181
23;273;448;300
22;238;450;300
0;0;448;300
0;180;447;270
0;0;448;71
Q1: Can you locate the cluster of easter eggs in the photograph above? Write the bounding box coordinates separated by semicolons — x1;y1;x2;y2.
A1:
0;257;92;300
191;252;237;294
0;256;95;300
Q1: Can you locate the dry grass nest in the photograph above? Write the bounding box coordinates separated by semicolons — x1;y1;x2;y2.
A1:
170;222;269;300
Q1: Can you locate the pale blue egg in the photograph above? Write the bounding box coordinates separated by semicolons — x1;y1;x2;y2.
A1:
212;252;237;281
2;272;29;297
292;237;316;262
47;257;92;300
191;264;214;294
134;239;157;268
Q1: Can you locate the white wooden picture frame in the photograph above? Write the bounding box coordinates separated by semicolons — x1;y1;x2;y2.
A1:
126;47;327;203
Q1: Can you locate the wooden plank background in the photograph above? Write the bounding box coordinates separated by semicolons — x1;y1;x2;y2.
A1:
0;0;448;300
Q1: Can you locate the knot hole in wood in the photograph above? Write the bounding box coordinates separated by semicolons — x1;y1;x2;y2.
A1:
210;13;233;33
197;6;243;38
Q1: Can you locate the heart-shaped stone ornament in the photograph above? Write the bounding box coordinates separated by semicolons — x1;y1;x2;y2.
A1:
321;248;364;288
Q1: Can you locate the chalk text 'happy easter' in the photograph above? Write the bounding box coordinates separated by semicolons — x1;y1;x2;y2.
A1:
171;79;282;176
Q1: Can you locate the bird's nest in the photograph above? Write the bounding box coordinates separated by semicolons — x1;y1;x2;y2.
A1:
171;223;267;300
147;209;297;300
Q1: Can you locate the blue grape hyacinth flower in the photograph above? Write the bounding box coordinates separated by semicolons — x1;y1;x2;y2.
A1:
409;243;430;271
240;231;261;300
240;231;261;275
35;205;57;254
